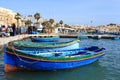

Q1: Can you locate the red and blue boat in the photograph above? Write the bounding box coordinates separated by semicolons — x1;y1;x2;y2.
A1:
4;46;105;72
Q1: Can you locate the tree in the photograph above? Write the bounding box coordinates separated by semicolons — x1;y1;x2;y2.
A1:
46;21;51;28
25;20;32;26
54;23;60;28
49;19;55;32
64;24;71;28
41;21;51;27
34;13;40;22
42;21;48;27
49;19;54;25
41;21;52;33
15;13;21;28
59;20;63;27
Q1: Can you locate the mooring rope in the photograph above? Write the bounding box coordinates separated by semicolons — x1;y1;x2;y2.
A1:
12;48;39;64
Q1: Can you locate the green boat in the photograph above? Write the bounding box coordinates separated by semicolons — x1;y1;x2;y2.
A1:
10;39;80;51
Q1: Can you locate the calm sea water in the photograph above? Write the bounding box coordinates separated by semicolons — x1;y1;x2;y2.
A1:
0;39;120;80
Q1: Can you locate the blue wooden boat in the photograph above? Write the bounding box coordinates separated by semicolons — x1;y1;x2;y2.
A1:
11;39;80;51
78;31;88;40
92;35;101;40
4;46;105;72
31;31;39;34
31;36;60;42
113;36;119;40
78;35;88;40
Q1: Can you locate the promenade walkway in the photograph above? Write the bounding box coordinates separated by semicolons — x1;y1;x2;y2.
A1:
0;33;57;46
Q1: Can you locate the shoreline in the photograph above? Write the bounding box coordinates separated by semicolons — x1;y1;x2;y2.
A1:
0;34;120;46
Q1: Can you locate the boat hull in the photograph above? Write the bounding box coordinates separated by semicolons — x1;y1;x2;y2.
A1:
113;37;119;40
4;52;104;72
13;39;80;50
31;37;59;42
15;42;80;51
92;35;101;40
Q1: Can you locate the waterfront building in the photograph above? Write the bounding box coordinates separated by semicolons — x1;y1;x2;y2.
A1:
95;24;120;33
0;7;16;27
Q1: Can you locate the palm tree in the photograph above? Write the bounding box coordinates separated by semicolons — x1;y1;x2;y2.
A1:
15;13;21;28
64;24;71;28
25;20;32;26
34;13;40;22
49;19;54;25
59;20;63;27
42;21;48;27
54;23;60;28
34;13;40;28
46;21;51;28
49;19;55;32
41;21;51;33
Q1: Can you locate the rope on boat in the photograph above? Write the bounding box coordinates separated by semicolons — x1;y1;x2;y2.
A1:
12;48;39;64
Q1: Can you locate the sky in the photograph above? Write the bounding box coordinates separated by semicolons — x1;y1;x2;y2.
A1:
0;0;120;26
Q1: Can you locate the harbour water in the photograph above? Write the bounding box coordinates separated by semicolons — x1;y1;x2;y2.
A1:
0;39;120;80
